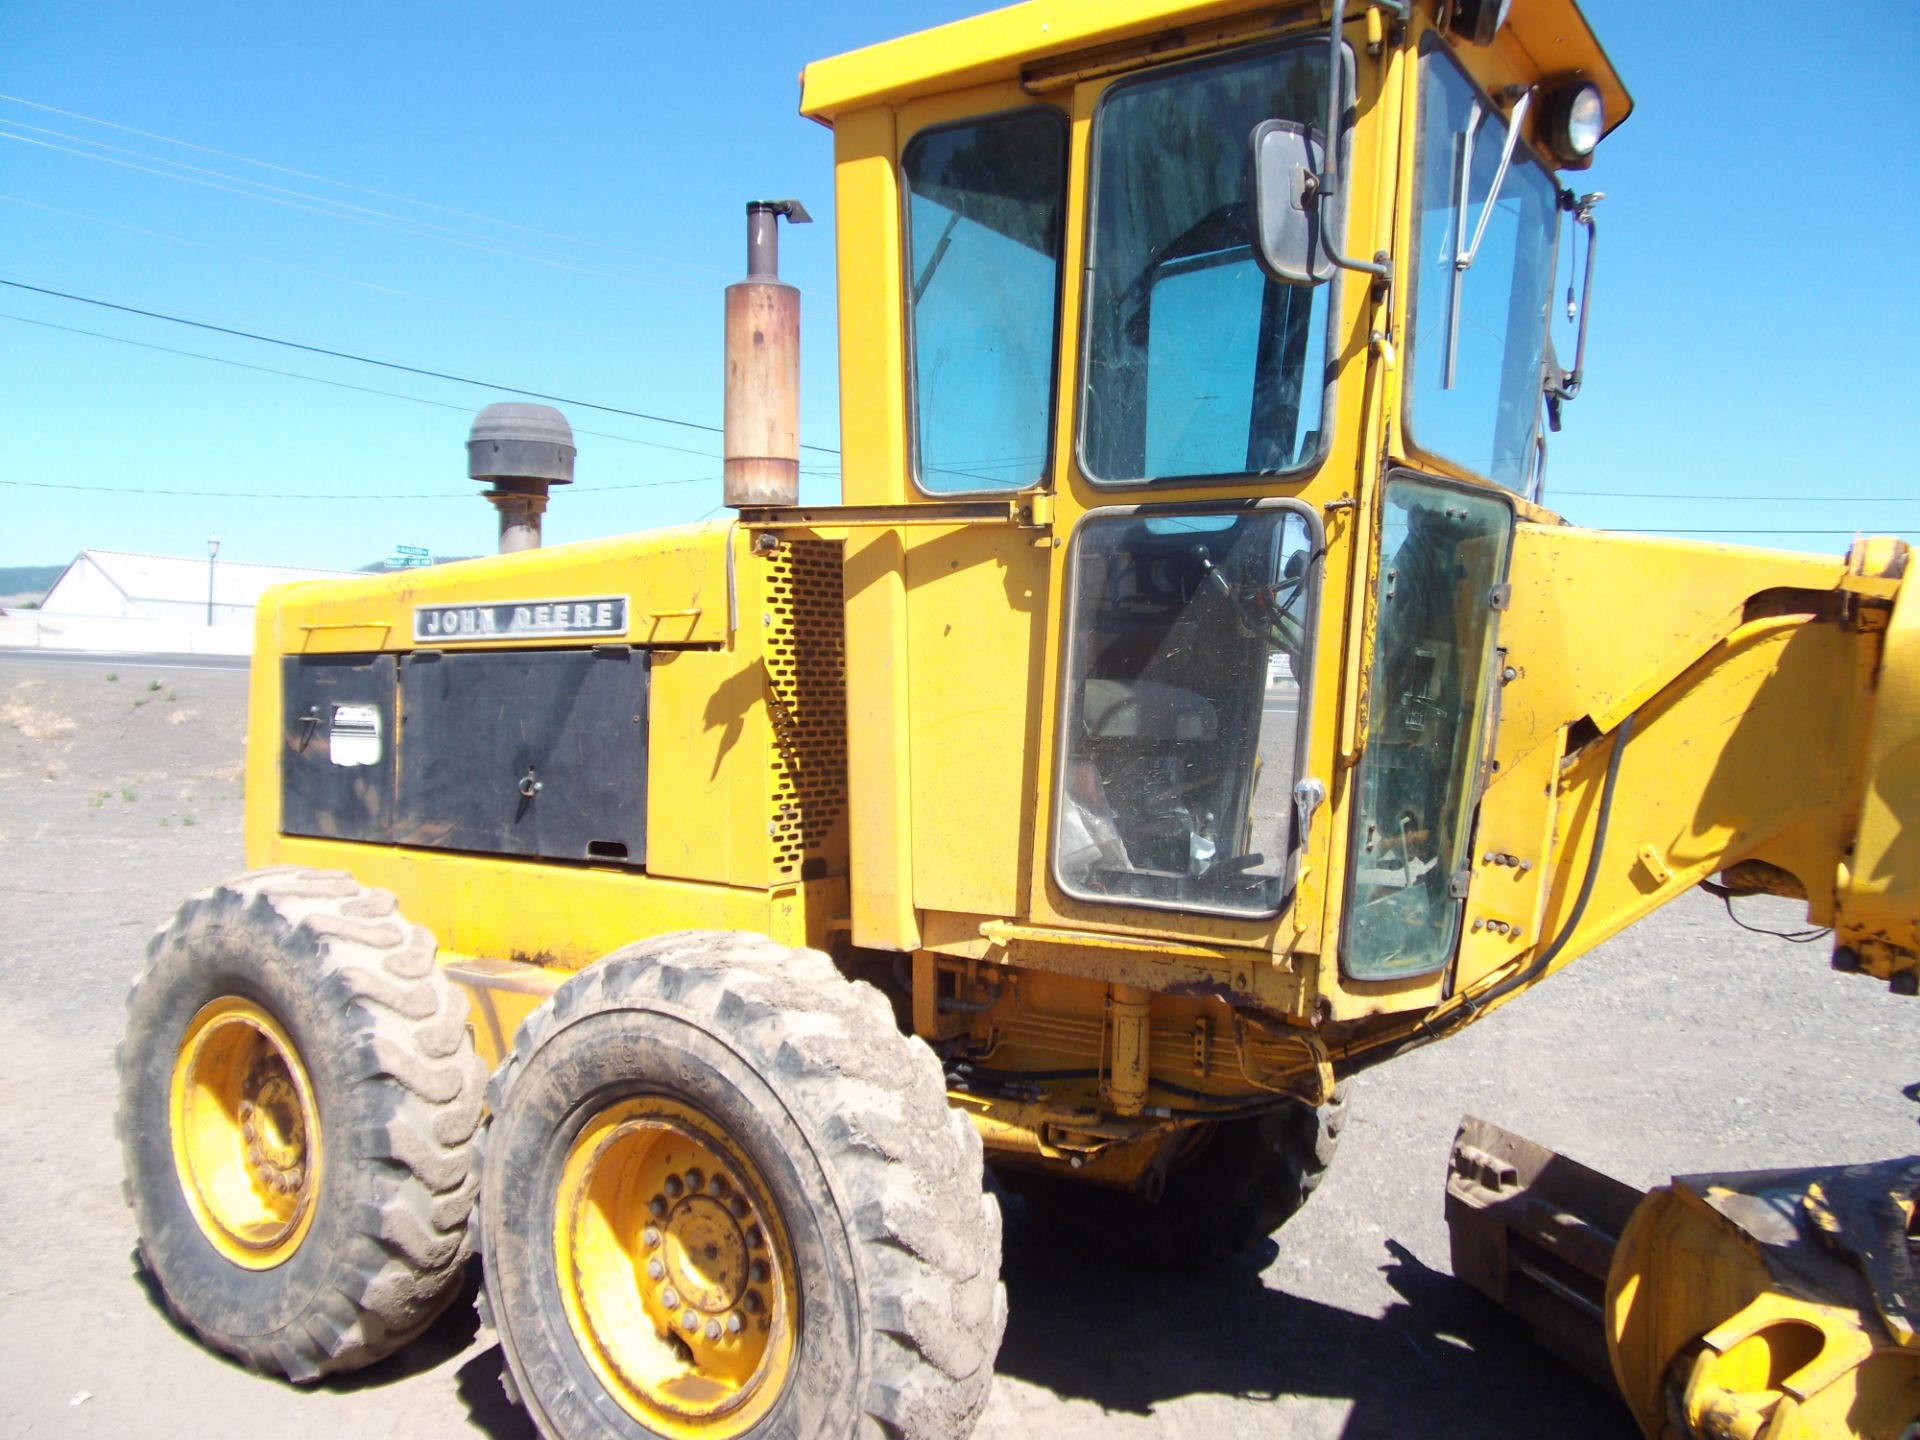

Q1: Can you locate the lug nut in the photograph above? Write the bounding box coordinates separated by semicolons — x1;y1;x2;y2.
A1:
726;1313;744;1335
708;1174;728;1196
748;1260;769;1284
648;1195;668;1219
705;1319;722;1340
642;1226;661;1249
647;1258;666;1281
662;1287;679;1309
665;1175;684;1199
684;1168;704;1192
682;1310;700;1333
743;1291;762;1314
746;1225;764;1249
729;1195;749;1218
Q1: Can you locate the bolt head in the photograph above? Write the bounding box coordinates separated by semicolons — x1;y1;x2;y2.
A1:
682;1310;699;1333
684;1168;705;1192
708;1173;728;1196
726;1312;744;1335
705;1319;722;1340
642;1226;661;1249
664;1175;684;1199
648;1195;668;1219
748;1260;769;1284
746;1225;764;1249
743;1291;762;1314
647;1258;665;1282
662;1287;679;1309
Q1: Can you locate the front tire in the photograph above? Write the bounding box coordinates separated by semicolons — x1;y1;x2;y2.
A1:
478;931;1005;1440
116;868;486;1380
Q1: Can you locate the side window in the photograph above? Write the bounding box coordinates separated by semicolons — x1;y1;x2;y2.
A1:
903;109;1067;493
1054;507;1317;918
1343;476;1512;978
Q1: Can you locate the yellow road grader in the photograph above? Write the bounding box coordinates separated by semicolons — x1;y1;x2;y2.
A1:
115;2;1917;1437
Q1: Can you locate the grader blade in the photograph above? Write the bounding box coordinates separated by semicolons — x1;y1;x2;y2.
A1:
1449;1118;1920;1439
1444;1115;1643;1394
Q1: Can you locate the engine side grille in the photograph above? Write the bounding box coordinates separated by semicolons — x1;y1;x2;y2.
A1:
761;539;848;881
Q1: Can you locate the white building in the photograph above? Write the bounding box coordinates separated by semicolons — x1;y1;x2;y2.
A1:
3;549;359;655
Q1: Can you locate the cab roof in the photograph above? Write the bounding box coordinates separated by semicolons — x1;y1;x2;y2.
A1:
800;0;1632;138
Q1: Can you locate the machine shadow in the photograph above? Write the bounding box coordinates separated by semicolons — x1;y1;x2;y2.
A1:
991;1199;1637;1438
128;1245;498;1384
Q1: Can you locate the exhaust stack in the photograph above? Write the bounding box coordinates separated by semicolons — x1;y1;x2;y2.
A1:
724;199;810;508
468;403;575;553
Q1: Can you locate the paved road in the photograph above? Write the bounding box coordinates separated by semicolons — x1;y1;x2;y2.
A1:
0;648;249;671
1;654;1912;1440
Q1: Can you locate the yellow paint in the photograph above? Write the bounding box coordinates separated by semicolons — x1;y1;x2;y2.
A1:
264;521;732;656
230;0;1916;1197
168;997;322;1270
257;837;838;972
1839;558;1920;957
553;1096;796;1437
1606;1180;1920;1440
439;955;565;1072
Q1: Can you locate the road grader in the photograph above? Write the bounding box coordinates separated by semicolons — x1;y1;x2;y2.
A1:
116;1;1917;1437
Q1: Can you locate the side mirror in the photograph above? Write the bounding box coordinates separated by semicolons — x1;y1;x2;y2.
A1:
1249;119;1340;287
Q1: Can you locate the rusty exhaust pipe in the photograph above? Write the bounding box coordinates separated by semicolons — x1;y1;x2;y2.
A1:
724;199;810;508
468;402;575;553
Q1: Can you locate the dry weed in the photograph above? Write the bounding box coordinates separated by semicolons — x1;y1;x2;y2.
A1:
0;697;76;740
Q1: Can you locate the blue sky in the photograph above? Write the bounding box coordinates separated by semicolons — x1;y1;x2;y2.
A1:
2;0;1914;572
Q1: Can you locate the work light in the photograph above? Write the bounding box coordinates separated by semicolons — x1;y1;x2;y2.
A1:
1544;81;1604;165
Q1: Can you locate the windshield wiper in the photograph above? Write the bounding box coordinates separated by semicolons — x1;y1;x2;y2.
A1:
1442;89;1533;390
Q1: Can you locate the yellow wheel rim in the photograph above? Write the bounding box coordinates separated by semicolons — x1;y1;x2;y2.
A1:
168;997;323;1270
554;1097;799;1437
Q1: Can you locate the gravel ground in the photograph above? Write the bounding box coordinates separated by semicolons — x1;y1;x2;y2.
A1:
0;653;1912;1439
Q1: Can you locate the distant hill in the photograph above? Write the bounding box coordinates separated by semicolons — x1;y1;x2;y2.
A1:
0;563;65;605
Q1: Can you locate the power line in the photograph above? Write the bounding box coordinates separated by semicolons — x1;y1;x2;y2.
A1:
0;474;711;501
0;122;705;294
0;311;728;461
0;193;632;348
1;277;842;455
1602;528;1917;537
1561;490;1913;503
0;91;729;280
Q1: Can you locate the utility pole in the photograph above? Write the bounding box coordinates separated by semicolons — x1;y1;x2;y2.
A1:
206;535;220;625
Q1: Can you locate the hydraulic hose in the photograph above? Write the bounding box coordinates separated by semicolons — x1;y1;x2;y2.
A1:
1347;709;1639;1072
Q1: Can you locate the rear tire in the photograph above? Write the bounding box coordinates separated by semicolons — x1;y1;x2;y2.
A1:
477;931;1005;1439
116;868;486;1380
1006;1087;1348;1268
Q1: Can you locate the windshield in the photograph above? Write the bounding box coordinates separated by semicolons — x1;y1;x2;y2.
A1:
1407;43;1559;492
1080;42;1335;485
